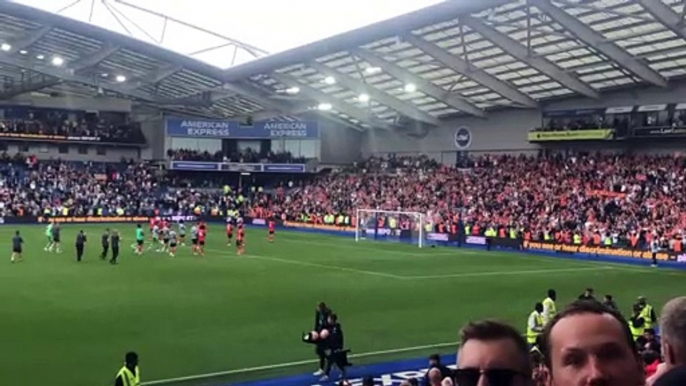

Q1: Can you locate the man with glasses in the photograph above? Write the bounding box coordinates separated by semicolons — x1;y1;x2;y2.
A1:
540;300;645;386
455;320;532;386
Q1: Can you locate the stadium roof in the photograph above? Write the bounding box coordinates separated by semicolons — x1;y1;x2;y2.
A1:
0;0;685;132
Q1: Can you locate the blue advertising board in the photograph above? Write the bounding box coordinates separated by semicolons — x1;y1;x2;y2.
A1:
166;118;319;139
170;161;307;173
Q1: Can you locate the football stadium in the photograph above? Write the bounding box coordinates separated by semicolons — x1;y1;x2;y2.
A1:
2;0;686;385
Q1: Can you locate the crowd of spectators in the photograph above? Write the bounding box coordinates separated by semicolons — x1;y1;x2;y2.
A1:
168;148;309;164
0;109;145;144
257;152;686;250
1;151;686;251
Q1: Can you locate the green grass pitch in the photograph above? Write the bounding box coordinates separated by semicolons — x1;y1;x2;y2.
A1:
3;223;686;386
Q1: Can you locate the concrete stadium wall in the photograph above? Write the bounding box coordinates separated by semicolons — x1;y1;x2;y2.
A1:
5;94;132;112
361;79;686;163
362;109;541;162
317;118;363;164
0;142;140;162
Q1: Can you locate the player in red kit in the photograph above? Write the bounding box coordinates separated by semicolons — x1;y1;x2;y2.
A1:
226;220;234;246
149;217;156;239
197;223;206;256
268;219;275;243
236;224;245;255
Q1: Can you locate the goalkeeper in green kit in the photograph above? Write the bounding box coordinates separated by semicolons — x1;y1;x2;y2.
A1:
134;224;145;255
44;221;54;252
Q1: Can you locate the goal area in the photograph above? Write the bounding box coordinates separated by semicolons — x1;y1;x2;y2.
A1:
355;209;426;248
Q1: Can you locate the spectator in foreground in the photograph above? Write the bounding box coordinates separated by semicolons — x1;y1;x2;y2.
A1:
424;354;452;384
541;301;644;386
578;288;597;302
648;297;686;386
455;320;531;386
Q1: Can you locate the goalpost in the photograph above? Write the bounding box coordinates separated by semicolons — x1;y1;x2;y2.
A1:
355;209;427;248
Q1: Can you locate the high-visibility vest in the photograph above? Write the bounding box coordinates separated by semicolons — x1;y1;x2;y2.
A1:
116;366;140;386
640;305;655;329
527;311;544;344
629;318;645;341
509;229;517;239
573;234;582;244
604;238;612;246
542;297;556;325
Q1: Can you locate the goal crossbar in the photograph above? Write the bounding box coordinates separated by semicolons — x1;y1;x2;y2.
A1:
355;208;426;248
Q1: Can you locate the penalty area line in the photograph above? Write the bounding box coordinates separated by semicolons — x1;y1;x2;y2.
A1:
143;341;460;385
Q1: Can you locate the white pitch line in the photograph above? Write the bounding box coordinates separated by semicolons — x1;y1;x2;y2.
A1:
143;341;460;385
406;266;615;280
240;253;404;279
209;249;614;281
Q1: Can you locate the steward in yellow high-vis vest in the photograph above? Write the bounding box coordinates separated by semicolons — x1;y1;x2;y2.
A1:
629;304;646;341
542;289;557;325
527;303;545;345
637;296;657;329
115;352;140;386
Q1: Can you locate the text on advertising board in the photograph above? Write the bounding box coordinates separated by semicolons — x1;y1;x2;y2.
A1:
166;118;319;139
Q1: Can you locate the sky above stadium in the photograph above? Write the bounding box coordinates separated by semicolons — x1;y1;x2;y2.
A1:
13;0;443;69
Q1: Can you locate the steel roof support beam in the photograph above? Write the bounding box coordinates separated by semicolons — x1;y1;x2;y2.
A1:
637;0;686;40
219;82;365;132
126;65;182;90
270;72;394;130
0;76;62;99
352;48;486;117
402;33;538;108
6;26;52;54
462;15;600;99
0;53;191;106
530;0;667;88
70;44;119;72
308;61;440;126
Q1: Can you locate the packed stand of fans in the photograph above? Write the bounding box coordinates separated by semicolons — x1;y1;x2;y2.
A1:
167;148;309;164
257;152;686;252
2;151;686;252
0;109;145;144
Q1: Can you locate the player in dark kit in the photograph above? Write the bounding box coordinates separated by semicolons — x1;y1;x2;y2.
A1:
11;230;23;263
100;228;110;260
226;220;234;246
110;230;120;265
268;218;275;243
313;302;332;376
75;230;87;262
51;223;62;253
236;223;245;255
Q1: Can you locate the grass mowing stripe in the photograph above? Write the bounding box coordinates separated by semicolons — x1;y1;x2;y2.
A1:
210;249;616;281
404;266;615;280
143;341;461;385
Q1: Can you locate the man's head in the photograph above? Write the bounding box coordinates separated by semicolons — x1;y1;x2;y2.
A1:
15;230;19;236
548;289;557;301
604;295;613;302
585;288;594;297
429;353;441;367
541;300;644;386
317;302;327;312
644;328;656;342
428;368;442;386
660;296;686;366
535;302;544;313
637;296;647;307
328;313;338;325
125;351;138;367
456;320;531;386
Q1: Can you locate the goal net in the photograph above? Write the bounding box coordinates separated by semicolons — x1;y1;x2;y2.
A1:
355;209;426;248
